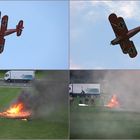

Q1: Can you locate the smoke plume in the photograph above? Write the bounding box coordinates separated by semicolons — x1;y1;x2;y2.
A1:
16;70;69;118
100;70;140;111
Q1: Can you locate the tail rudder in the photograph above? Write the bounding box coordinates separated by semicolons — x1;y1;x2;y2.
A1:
16;20;24;36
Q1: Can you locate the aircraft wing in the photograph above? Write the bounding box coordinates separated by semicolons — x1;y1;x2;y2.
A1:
109;13;128;37
0;15;8;36
120;40;137;58
127;41;137;58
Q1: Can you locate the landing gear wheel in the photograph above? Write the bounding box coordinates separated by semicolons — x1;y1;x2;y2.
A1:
0;46;4;53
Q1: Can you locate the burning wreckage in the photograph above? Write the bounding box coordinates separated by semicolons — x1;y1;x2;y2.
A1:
0;102;31;121
0;78;66;121
0;81;48;121
105;94;119;108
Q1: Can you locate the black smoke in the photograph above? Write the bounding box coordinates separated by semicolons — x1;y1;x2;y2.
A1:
16;70;69;118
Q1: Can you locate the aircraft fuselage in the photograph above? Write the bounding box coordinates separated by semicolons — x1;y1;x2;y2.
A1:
111;26;140;45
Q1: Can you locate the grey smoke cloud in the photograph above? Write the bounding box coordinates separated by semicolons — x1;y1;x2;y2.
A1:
16;70;69;118
99;70;140;111
70;70;140;139
71;70;140;111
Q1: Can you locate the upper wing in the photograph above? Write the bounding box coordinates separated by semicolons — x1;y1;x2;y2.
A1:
109;13;128;37
0;15;8;36
120;40;137;58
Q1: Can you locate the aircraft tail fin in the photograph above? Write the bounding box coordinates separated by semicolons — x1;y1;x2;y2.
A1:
16;20;24;36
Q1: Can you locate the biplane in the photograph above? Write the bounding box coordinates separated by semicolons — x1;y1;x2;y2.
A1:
109;13;140;58
0;12;24;53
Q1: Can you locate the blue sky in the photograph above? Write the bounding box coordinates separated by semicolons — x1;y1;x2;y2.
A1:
0;1;68;69
70;1;140;69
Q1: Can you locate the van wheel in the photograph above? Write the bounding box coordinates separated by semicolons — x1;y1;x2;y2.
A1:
23;80;27;83
7;79;11;82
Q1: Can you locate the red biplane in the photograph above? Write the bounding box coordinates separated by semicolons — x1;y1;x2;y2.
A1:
0;12;24;53
109;13;140;58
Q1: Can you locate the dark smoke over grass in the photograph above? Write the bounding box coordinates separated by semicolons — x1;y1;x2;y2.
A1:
16;70;69;118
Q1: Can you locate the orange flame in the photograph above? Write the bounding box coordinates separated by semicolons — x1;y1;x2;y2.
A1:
7;103;24;114
0;102;31;119
105;95;119;108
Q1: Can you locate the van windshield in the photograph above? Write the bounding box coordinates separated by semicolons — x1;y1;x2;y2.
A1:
85;88;99;94
5;74;9;77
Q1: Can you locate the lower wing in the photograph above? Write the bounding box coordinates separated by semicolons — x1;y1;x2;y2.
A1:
120;40;137;58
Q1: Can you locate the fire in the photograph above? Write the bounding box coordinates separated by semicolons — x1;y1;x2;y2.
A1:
105;94;119;108
0;102;31;120
7;103;24;114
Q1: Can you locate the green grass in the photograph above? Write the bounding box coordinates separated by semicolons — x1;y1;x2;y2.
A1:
70;98;140;139
35;70;46;79
0;88;21;110
0;87;68;139
0;118;68;139
0;70;6;79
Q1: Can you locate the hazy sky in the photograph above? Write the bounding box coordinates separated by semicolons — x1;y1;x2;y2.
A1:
0;1;68;69
70;1;140;69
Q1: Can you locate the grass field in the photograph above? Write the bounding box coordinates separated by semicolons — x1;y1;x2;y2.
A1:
0;88;68;139
0;70;6;79
70;98;140;139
